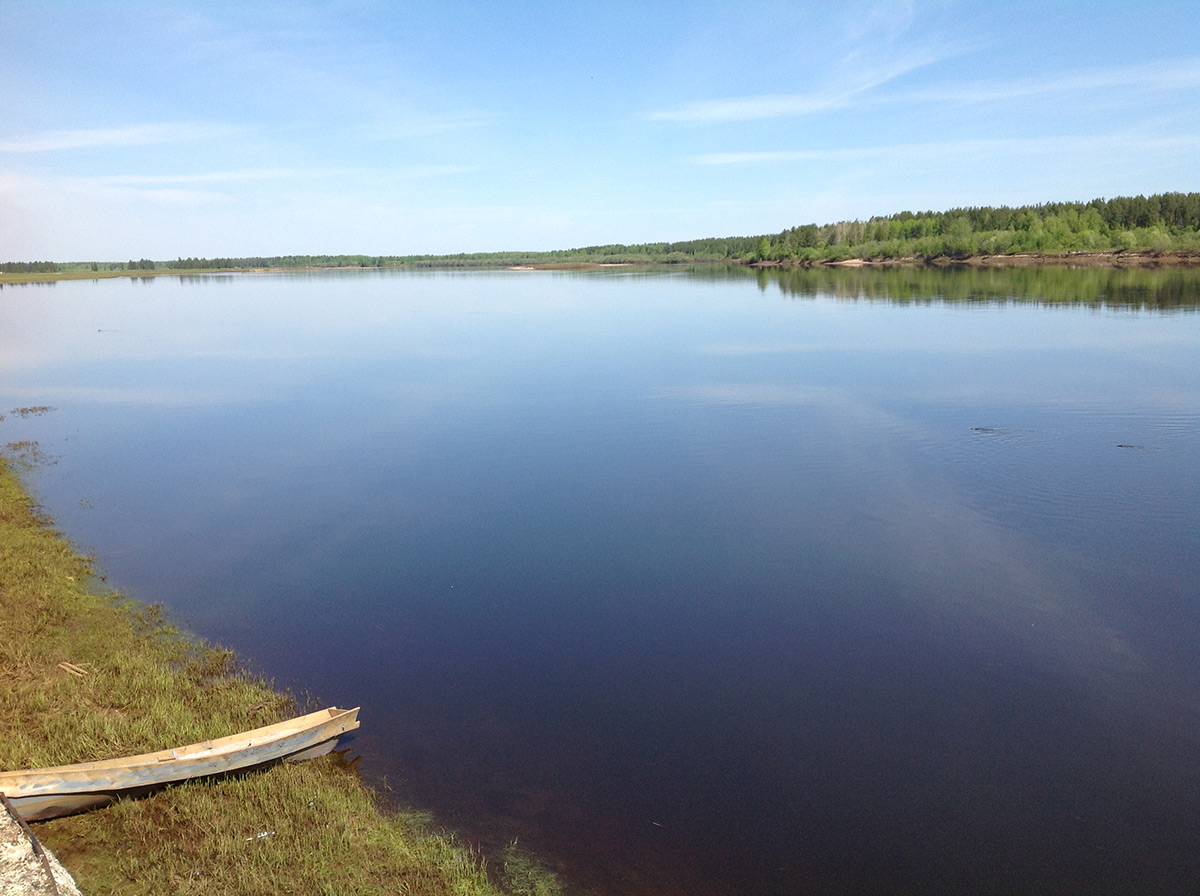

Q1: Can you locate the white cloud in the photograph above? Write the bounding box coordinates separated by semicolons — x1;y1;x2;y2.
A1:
97;168;347;186
355;112;489;141
387;164;484;180
647;55;1200;126
647;53;948;123
648;91;850;124
688;134;1200;166
898;58;1200;106
0;122;242;153
106;165;482;185
690;148;871;166
647;6;963;126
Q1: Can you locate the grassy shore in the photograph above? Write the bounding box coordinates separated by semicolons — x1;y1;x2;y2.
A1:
0;451;563;896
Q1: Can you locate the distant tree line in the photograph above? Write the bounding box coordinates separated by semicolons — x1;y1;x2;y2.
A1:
0;261;59;273
744;192;1200;263
389;193;1200;265
5;193;1198;274
166;255;388;270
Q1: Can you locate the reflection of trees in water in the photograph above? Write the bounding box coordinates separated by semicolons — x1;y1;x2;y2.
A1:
732;265;1200;310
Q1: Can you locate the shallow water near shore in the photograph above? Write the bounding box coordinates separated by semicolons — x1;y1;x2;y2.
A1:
3;265;1199;894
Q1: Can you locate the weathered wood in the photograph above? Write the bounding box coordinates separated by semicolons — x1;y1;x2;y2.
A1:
0;707;360;821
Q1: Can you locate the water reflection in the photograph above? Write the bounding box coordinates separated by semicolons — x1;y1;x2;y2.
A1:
2;266;1199;895
741;263;1200;308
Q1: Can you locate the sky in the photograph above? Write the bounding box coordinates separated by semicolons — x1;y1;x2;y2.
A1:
1;0;1198;261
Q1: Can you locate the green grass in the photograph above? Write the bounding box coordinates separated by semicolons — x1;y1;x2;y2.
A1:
0;451;566;896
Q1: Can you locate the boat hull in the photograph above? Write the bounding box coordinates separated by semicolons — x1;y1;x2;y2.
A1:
0;707;359;821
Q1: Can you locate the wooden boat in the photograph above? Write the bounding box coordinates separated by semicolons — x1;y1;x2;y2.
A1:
0;706;359;821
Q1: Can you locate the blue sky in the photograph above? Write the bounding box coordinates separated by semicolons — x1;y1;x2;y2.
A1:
1;0;1197;260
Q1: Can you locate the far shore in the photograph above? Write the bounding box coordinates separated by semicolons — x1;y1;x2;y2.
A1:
749;249;1200;270
3;250;1199;285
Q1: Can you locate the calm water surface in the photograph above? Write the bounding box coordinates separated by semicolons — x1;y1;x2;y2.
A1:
2;266;1199;895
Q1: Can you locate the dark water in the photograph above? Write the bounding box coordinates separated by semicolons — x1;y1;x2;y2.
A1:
2;266;1199;894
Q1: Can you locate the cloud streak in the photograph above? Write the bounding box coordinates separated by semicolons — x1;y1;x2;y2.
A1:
647;48;943;124
96;168;337;185
647;13;961;125
5;165;481;202
899;58;1200;105
649;91;849;124
651;57;1200;126
355;112;489;141
0;122;242;153
688;134;1200;166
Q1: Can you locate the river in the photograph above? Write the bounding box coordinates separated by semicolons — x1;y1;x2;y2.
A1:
2;265;1198;894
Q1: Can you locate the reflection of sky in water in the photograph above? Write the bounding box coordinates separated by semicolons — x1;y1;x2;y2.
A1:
2;268;1199;895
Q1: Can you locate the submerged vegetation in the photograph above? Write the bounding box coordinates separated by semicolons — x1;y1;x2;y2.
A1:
0;446;564;895
3;193;1198;281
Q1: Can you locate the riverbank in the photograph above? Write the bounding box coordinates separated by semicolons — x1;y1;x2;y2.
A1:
2;250;1198;285
750;249;1200;269
0;452;562;896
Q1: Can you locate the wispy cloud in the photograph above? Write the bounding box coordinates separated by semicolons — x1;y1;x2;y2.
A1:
355;112;489;141
647;44;952;124
73;164;478;189
898;58;1200;106
691;148;873;166
0;122;241;153
97;168;336;185
388;164;483;180
648;0;965;127
648;53;1200;127
648;91;849;124
688;134;1200;166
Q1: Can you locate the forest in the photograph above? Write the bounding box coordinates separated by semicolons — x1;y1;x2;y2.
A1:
10;192;1200;274
743;191;1200;263
557;191;1200;265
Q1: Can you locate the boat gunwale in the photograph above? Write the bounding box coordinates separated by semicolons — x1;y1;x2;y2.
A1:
0;707;359;797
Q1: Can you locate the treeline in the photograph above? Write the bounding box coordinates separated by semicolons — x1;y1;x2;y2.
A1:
382;192;1200;265
0;261;59;273
5;193;1198;274
500;193;1200;265
745;192;1200;263
3;260;158;274
164;254;390;270
52;255;392;273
